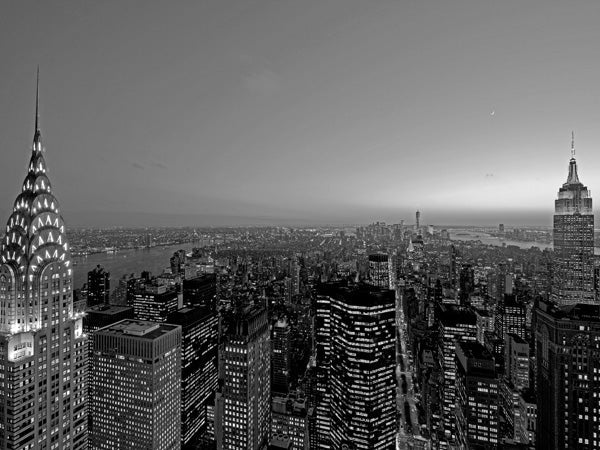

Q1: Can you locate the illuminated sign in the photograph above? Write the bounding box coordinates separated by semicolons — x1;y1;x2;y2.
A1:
8;332;34;362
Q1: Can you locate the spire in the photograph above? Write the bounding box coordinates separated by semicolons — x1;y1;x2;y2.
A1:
34;67;41;145
566;131;580;185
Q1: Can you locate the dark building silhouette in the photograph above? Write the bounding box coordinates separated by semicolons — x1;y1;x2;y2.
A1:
552;136;595;305
271;317;292;396
535;299;600;449
0;80;88;449
168;306;218;446
182;273;217;310
90;320;182;449
84;304;135;334
455;341;499;448
87;264;110;306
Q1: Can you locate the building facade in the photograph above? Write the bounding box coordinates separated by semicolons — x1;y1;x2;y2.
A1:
271;317;291;396
168;306;218;446
90;320;182;449
216;306;270;450
455;341;499;448
0;82;88;449
553;140;595;305
535;300;600;449
326;284;396;449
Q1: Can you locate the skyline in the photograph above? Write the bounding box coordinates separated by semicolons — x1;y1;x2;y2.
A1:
3;1;600;227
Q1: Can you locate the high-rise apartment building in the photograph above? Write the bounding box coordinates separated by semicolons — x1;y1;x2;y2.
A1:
168;306;218;446
0;79;88;449
90;319;182;449
325;284;396;449
215;306;270;450
455;341;499;448
535;299;600;449
271;317;291;396
553;136;595;305
87;265;110;307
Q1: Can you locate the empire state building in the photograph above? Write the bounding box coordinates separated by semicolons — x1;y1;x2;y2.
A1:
0;75;88;449
552;134;596;306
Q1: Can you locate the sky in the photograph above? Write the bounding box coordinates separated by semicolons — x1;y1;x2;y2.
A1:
2;1;600;227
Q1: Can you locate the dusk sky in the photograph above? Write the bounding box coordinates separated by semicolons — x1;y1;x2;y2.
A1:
2;1;600;227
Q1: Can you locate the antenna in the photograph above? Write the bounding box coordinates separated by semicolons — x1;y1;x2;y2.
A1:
571;131;575;158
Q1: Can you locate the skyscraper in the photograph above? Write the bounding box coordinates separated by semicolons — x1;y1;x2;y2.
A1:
168;306;218;446
325;284;396;449
90;319;182;449
535;299;600;449
132;281;179;322
553;134;595;305
314;294;332;449
215;306;270;450
87;264;110;306
271;317;291;396
0;76;88;449
438;305;477;439
455;341;499;448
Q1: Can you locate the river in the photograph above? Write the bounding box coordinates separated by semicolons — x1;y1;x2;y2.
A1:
72;243;197;291
450;230;600;255
449;230;552;250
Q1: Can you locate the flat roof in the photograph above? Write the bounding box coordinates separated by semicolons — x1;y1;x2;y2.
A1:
99;319;179;340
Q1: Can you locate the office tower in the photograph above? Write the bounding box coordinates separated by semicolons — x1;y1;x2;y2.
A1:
535;299;600;449
168;306;218;446
271;393;309;450
495;294;526;341
553;135;595;305
328;285;396;449
504;333;529;391
439;305;477;439
84;304;135;334
415;210;421;231
455;342;499;448
91;320;181;449
367;253;392;289
132;281;178;322
87;264;110;306
216;306;270;450
314;294;332;449
0;79;88;449
182;273;217;310
84;304;135;440
272;317;291;396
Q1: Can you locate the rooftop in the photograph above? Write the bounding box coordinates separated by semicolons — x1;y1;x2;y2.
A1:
99;319;179;340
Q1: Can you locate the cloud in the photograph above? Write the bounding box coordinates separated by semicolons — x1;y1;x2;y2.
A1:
243;68;281;95
131;162;145;170
149;160;167;169
485;173;494;178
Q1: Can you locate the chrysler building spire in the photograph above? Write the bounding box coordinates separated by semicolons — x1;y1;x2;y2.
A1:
34;66;41;144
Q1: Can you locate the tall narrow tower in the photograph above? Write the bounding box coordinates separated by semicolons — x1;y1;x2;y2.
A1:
552;133;595;305
0;74;88;448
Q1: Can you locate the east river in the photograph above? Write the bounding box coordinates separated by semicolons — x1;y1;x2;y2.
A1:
72;243;197;291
